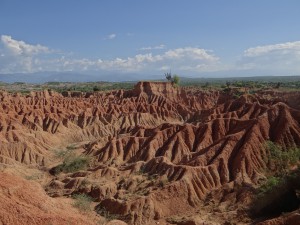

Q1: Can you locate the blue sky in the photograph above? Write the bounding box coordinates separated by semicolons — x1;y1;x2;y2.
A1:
1;0;300;78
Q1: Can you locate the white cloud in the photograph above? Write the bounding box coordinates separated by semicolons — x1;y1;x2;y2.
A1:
239;40;300;73
139;44;165;51
1;35;50;56
244;41;300;57
95;47;219;72
105;33;116;40
0;38;222;74
164;47;218;61
0;35;54;73
2;35;300;77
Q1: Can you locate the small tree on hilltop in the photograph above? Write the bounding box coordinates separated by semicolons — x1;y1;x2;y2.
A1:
164;72;180;86
165;72;172;82
172;74;180;86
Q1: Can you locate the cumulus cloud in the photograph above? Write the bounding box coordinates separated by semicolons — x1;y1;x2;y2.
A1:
139;44;165;51
164;47;218;61
0;37;222;74
239;40;300;73
0;35;220;74
244;41;300;57
31;47;220;73
94;47;220;72
0;35;55;73
1;35;50;56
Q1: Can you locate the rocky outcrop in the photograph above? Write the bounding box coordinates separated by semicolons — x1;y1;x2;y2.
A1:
256;209;300;225
1;82;300;224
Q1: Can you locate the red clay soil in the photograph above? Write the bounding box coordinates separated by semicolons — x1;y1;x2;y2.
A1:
256;209;300;225
0;82;300;224
0;172;99;225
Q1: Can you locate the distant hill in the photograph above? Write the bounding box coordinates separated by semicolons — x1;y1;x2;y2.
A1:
0;72;162;83
180;75;300;84
0;71;299;84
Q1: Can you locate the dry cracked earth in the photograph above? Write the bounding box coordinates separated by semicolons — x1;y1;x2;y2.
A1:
0;82;300;225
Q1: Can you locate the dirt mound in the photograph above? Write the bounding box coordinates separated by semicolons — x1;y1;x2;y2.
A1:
0;172;99;225
1;82;300;224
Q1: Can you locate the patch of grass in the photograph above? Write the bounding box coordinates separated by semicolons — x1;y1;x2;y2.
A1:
72;194;93;212
54;155;90;174
25;174;41;180
66;144;77;150
54;149;71;159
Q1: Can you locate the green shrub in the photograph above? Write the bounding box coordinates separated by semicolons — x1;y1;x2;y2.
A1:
93;86;100;92
72;194;93;212
251;142;300;217
257;176;283;197
63;156;90;173
172;75;180;86
264;141;300;175
54;155;90;174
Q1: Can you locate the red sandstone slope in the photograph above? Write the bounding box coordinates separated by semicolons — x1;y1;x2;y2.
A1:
0;82;300;225
0;82;224;166
0;172;99;225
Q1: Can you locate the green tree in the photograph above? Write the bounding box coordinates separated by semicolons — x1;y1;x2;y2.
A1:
172;74;180;86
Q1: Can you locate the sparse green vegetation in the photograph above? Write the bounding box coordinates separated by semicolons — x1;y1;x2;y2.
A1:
54;155;90;174
252;168;300;217
79;179;91;188
2;76;300;94
264;141;300;176
172;74;180;86
66;144;77;150
46;81;61;85
72;193;93;212
54;149;71;159
257;176;283;197
24;173;42;180
3;81;135;93
257;141;300;193
251;141;300;217
164;72;180;86
93;86;100;92
180;76;300;91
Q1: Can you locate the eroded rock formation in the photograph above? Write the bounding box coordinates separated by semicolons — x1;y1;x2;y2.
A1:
0;82;300;224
